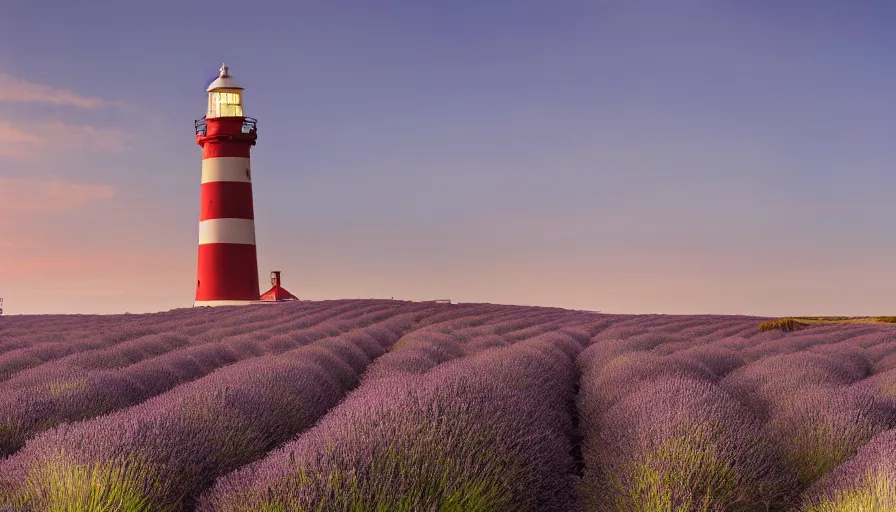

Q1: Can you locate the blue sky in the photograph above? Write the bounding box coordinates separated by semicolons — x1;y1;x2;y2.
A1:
1;1;895;315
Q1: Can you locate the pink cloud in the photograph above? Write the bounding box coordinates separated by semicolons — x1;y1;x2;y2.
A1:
0;177;116;216
0;73;132;159
0;249;186;288
0;147;35;159
0;122;42;143
0;120;132;158
0;246;194;314
0;255;82;277
0;73;125;109
0;122;41;159
39;121;133;153
0;180;117;279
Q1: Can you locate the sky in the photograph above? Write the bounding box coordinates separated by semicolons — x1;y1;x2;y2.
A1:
1;1;895;316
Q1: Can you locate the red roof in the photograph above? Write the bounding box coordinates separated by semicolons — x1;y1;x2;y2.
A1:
259;285;298;302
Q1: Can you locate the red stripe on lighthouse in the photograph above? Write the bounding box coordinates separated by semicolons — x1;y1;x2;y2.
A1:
195;243;260;301
203;143;252;159
199;182;255;221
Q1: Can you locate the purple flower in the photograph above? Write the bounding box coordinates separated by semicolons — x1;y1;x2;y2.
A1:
199;332;586;512
580;374;794;511
0;317;416;511
800;428;896;510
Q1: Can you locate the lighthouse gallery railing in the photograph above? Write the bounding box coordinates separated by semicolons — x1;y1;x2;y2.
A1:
194;117;257;136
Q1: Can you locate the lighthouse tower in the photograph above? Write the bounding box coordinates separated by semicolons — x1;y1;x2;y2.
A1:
193;65;260;306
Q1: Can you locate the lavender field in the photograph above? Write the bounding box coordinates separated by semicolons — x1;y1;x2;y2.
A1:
1;300;895;511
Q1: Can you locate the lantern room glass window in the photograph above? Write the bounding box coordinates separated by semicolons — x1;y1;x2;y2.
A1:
207;90;244;118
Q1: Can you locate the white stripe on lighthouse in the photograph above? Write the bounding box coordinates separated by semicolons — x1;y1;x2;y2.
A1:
194;300;259;307
198;218;257;245
201;157;252;184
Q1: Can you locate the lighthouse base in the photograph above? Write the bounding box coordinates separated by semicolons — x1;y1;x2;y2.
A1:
193;300;258;307
193;298;300;308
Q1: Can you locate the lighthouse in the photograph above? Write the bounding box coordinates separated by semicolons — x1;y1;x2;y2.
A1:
193;64;299;307
193;65;260;306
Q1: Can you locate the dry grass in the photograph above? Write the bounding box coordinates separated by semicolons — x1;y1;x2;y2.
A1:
759;318;807;333
759;316;896;332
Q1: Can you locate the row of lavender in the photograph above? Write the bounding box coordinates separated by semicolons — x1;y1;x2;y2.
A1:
0;309;783;509
0;300;421;455
4;305;896;510
0;302;454;510
577;317;896;510
0;300;389;381
198;327;599;510
189;314;738;510
194;314;754;510
0;301;601;510
0;323;402;510
0;304;266;375
0;299;442;383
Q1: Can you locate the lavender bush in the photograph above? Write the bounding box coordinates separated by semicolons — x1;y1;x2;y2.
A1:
800;428;896;511
766;386;889;491
199;332;584;512
580;350;711;413
0;301;424;456
872;348;896;373
580;374;794;511
671;345;746;380
0;317;421;512
0;327;162;381
721;351;865;420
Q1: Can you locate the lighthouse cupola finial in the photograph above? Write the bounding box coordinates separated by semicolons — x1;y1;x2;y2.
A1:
206;64;243;93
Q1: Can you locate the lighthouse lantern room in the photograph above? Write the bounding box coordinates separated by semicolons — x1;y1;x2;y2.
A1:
206;74;244;118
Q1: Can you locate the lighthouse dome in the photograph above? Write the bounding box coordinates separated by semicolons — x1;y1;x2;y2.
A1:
206;64;243;92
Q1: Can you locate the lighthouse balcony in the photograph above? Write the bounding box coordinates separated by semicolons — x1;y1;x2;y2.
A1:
195;117;257;137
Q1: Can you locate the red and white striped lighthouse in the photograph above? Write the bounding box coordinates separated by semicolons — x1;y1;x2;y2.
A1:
193;65;260;306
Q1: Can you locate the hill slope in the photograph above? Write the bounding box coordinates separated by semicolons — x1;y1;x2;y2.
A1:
0;300;894;511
